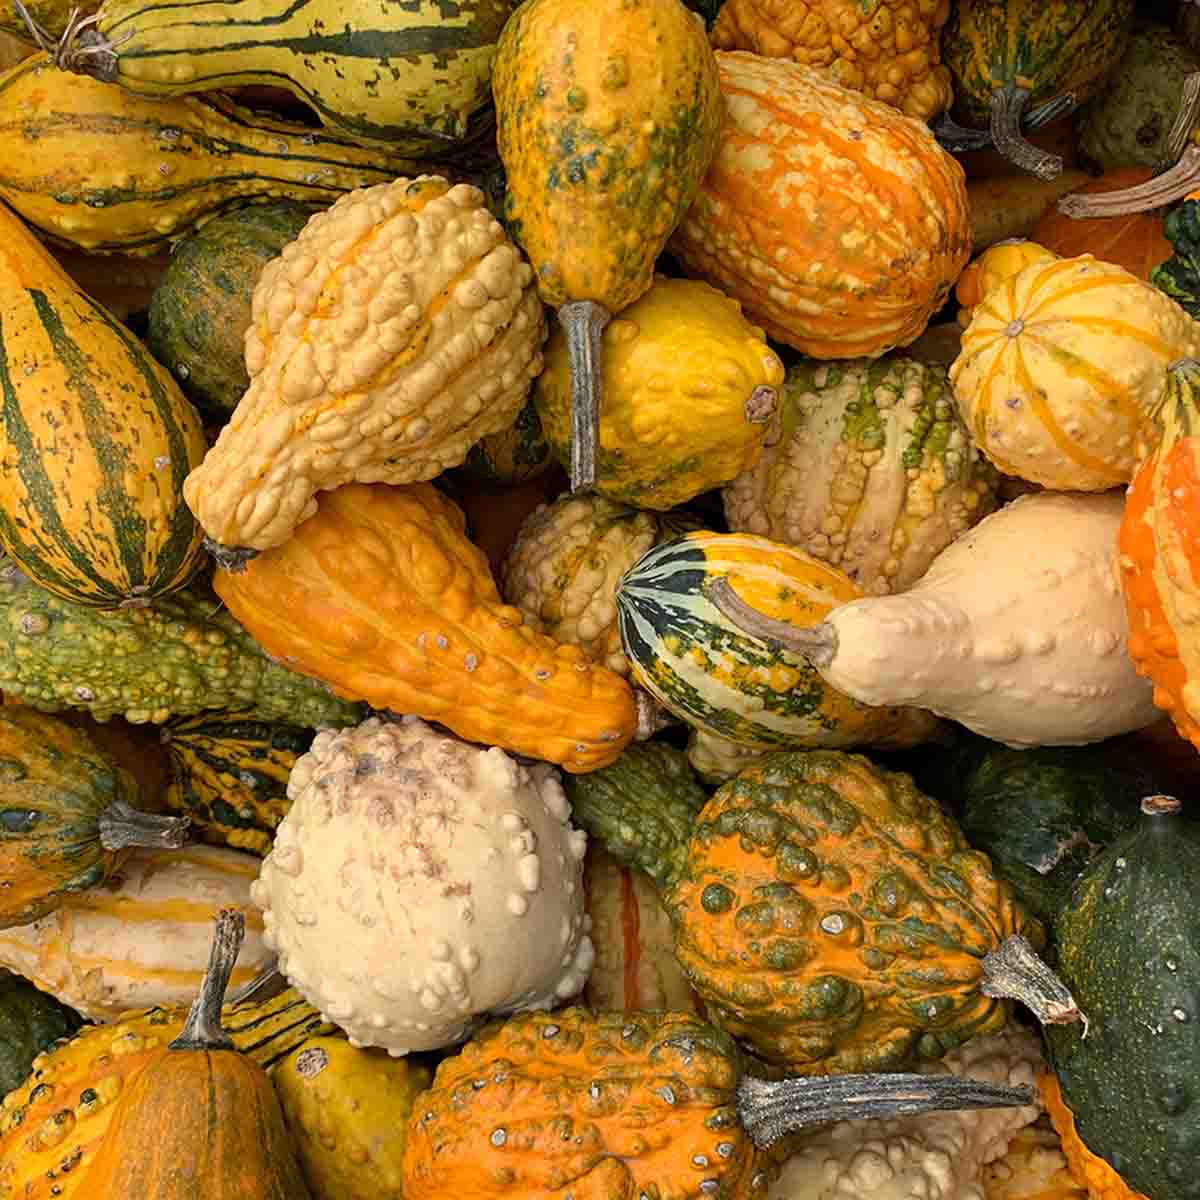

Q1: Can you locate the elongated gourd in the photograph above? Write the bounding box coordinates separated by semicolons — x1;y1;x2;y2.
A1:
0;55;435;255
707;491;1160;747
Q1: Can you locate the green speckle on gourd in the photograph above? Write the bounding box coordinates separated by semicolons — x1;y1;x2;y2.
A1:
701;883;735;913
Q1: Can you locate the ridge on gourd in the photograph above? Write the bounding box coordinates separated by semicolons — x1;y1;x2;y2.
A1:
183;177;546;561
0;557;365;727
250;716;595;1056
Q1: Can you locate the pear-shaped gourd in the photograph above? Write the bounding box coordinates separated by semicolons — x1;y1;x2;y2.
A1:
491;0;722;490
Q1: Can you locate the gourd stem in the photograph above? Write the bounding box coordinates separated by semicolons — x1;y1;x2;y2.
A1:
744;385;777;424
1165;74;1200;169
704;576;838;668
1023;92;1076;131
228;963;289;1006
736;1072;1036;1149
97;799;190;852
204;536;261;573
1059;147;1200;218
930;112;993;154
990;86;1063;181
558;300;611;494
979;933;1086;1030
169;909;245;1051
633;689;673;740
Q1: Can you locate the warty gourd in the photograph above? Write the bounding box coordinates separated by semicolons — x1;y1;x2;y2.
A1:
706;491;1160;747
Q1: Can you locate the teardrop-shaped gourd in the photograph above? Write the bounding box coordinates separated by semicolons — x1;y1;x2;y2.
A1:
78;910;313;1199
491;0;722;490
0;707;189;928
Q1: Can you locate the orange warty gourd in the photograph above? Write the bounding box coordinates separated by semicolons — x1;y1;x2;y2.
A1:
213;481;641;773
670;52;970;359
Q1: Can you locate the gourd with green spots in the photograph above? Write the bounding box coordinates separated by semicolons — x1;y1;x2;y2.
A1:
0;971;82;1098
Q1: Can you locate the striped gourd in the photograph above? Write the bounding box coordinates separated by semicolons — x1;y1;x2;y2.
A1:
0;845;272;1021
0;199;207;608
162;711;315;856
615;531;936;749
0;55;435;255
59;0;512;152
0;0;96;39
0;987;333;1200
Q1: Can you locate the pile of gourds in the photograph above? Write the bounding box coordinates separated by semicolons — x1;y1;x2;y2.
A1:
0;0;1198;1195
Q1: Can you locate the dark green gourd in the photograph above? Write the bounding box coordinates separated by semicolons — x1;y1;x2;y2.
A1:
0;972;83;1098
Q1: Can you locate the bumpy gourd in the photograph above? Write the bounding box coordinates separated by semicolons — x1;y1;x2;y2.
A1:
983;1116;1089;1200
0;845;271;1021
950;255;1200;490
670;53;970;360
250;716;593;1056
723;358;999;594
710;0;953;120
955;240;1060;325
708;491;1160;747
1153;200;1200;318
183;178;546;558
532;275;784;507
0;970;82;1098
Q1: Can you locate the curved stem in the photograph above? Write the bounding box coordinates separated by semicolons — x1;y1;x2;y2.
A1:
204;536;260;574
169;909;245;1051
228;963;289;1007
980;933;1085;1031
1165;74;1200;170
558;300;611;494
990;86;1063;181
930;111;994;154
1023;91;1076;131
704;576;838;667
98;799;190;852
1060;146;1200;218
736;1072;1036;1149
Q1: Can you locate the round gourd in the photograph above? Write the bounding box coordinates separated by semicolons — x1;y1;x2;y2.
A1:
955;241;1060;323
0;970;82;1098
670;53;971;360
146;202;314;424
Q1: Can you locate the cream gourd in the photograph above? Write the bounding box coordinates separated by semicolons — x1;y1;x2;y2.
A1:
708;491;1159;747
251;716;593;1056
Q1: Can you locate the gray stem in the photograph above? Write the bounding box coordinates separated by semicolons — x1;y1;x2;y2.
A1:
1059;147;1200;218
1024;91;1076;131
169;909;246;1051
931;111;993;154
98;799;190;852
704;576;838;668
1165;74;1200;170
228;962;288;1006
736;1072;1036;1148
558;300;611;493
980;934;1086;1030
990;87;1062;181
204;536;260;574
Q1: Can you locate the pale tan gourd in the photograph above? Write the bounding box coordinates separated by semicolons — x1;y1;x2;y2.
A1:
708;491;1159;747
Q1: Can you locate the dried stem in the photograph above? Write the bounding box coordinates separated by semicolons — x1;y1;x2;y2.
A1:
990;86;1063;181
97;799;190;852
704;576;837;667
204;536;260;574
1060;146;1200;218
558;300;611;493
228;963;289;1007
930;112;993;154
980;934;1086;1031
169;909;246;1051
633;689;673;740
744;385;777;424
1165;74;1200;170
736;1072;1036;1148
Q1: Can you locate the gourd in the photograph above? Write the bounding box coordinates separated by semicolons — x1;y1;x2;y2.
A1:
1042;795;1200;1200
273;1037;433;1200
0;558;365;728
250;716;594;1055
0;707;190;928
145;202;314;425
687;728;774;784
0;0;95;40
615;530;944;751
709;0;953;121
1119;358;1200;750
0;197;207;608
0;970;82;1098
955;240;1060;326
564;748;1076;1074
941;0;1135;180
160;711;315;856
400;1006;1038;1200
460;398;554;486
48;0;509;155
532;275;784;507
0;985;333;1200
1152;198;1200;319
965;172;1093;250
949;255;1200;490
982;1115;1088;1200
491;0;722;489
78;909;312;1198
212;482;642;774
670;53;971;360
722;357;1000;595
183;178;546;560
767;1026;1046;1200
0;56;433;255
704;491;1161;747
0;845;272;1021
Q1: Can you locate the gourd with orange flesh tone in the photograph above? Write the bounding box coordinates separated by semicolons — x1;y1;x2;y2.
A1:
955;240;1059;327
212;481;642;773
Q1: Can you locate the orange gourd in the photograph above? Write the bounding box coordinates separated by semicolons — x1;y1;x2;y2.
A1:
954;239;1059;325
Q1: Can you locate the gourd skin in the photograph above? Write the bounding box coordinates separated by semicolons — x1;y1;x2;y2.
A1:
0;971;83;1098
461;397;553;485
183;178;546;556
955;241;1060;324
492;0;722;312
1152;200;1200;320
711;0;953;121
0;57;431;255
250;717;593;1056
0;197;207;608
723;358;999;595
983;1116;1088;1200
670;53;971;359
213;483;639;774
0;0;96;39
401;1007;761;1200
533;276;785;508
812;492;1160;747
0;845;272;1021
950;256;1200;490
